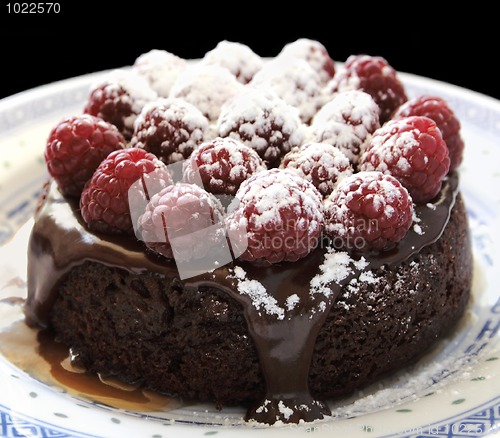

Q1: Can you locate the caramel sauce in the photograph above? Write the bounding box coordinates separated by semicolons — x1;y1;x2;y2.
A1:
37;328;176;410
0;305;181;413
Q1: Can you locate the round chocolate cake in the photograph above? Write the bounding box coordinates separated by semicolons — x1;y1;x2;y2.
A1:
24;39;472;425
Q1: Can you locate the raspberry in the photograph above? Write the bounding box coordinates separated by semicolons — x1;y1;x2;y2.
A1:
277;38;336;84
251;57;325;123
225;168;324;264
138;183;225;261
183;137;266;196
359;116;450;203
83;69;157;140
201;40;264;84
324;171;413;252
310;90;380;164
169;64;244;122
80;148;172;234
133;49;187;97
330;55;407;123
280;142;353;197
131;98;209;164
217;87;306;168
45;114;126;197
393;95;464;172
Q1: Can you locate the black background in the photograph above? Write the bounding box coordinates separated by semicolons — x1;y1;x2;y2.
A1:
0;3;497;101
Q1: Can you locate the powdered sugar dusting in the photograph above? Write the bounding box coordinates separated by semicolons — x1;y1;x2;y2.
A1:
360;118;424;174
217;87;306;162
413;223;424;235
170;64;244;122
277;38;335;84
325;171;414;243
131;97;209;163
133;49;187;97
201;40;264;84
229;267;285;320
353;257;369;270
225;168;324;264
183;137;266;195
278;400;294;420
310;249;382;304
135;97;209;134
358;270;379;284
234;168;324;234
251;58;325;123
310;249;354;298
280;142;353;197
100;69;157;113
90;69;157;133
412;205;425;235
232;265;246;280
311;90;380;163
255;399;271;414
285;294;300;311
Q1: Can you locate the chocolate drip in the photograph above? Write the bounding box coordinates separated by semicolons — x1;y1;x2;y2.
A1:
187;247;339;423
242;310;333;423
24;175;458;424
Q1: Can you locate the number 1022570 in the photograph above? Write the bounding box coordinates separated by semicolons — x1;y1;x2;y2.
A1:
6;3;60;13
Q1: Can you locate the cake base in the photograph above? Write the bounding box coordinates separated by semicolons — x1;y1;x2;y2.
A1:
44;194;471;407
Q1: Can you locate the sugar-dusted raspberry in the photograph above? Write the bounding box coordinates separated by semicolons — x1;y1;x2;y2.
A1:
217;87;306;168
169;64;244;122
183;137;266;196
138;183;225;261
200;40;264;84
250;58;325;123
131;98;209;164
310;90;380;164
80;148;172;234
324;171;413;252
280;142;353;197
45;114;126;197
133;49;187;97
225;168;324;264
329;55;407;123
276;38;336;84
393;95;464;172
83;69;157;140
359;116;450;203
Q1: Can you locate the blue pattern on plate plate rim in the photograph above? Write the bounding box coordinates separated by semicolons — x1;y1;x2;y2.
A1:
0;402;99;438
0;72;499;437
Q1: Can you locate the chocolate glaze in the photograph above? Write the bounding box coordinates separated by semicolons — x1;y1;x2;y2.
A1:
25;175;458;424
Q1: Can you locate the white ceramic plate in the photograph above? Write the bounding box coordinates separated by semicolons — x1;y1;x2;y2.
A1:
0;69;499;438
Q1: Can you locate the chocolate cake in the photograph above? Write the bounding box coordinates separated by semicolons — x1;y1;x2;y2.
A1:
24;39;472;425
